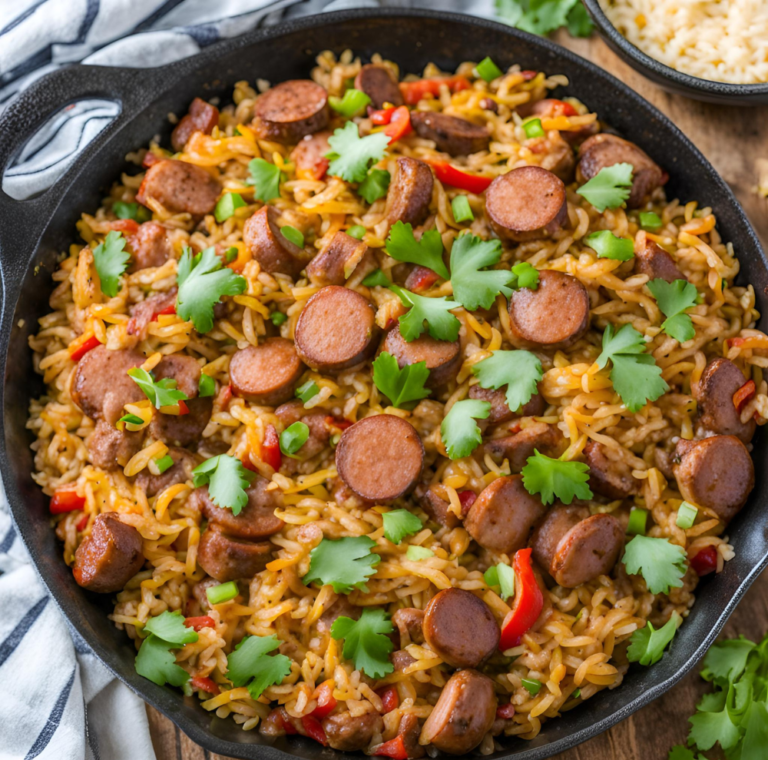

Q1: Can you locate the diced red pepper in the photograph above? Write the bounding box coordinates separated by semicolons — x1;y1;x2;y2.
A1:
373;735;408;760
405;265;440;293
370;107;396;125
377;685;399;713
217;383;233;410
153;303;176;319
176;399;190;416
69;335;101;362
326;415;353;431
274;707;299;735
301;715;328;746
728;337;746;347
184;615;216;632
733;379;756;413
50;487;86;515
427;160;493;194
384;106;412;143
496;703;516;720
547;99;578;117
691;546;718;577
107;219;140;235
190;676;220;695
499;548;544;651
143;151;161;168
399;75;470;106
261;424;282;471
75;513;89;532
457;490;477;516
509;423;522;435
521;70;537;81
311;680;337;719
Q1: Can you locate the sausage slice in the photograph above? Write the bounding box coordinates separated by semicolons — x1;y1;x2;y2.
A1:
583;440;637;499
135;447;200;497
171;97;219;152
634;237;686;283
464;475;547;554
483;422;563;471
127;288;177;340
694;358;756;443
252;80;329;144
136;159;221;216
507;270;590;349
73;513;144;593
577;134;664;208
229;338;304;406
673;436;754;523
530;506;624;588
423;589;499;668
294;286;379;373
416;485;460;529
307;231;369;287
468;384;546;425
392;607;425;645
126;222;173;272
486;166;567;242
88;420;143;471
386;157;434;226
380;328;460;388
336;415;424;502
322;711;383;752
410;112;490;156
243;205;310;278
420;670;497;755
197;524;273;582
355;64;404;109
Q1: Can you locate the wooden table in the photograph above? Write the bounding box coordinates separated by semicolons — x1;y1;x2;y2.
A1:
147;30;768;760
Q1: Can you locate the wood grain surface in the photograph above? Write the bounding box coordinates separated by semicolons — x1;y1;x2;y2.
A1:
147;30;768;760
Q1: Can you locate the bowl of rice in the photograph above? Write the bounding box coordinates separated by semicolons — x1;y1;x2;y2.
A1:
583;0;768;105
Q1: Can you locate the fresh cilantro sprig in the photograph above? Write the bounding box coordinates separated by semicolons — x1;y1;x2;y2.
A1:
647;278;698;343
144;610;199;645
385;222;449;279
303;536;380;594
621;535;687;594
331;608;394;678
135;610;197;687
521;450;592;505
176;246;247;334
495;0;594;37
247;158;283;202
326;121;389;183
382;509;423;544
510;261;540;290
226;634;292;699
128;367;188;409
585;230;635;261
484;562;515;600
471;350;543;413
373;352;431;409
441;399;491;459
577;163;634;212
192;454;256;515
92;230;131;298
389;284;461;342
449;233;515;311
627;611;681;666
358;168;391;203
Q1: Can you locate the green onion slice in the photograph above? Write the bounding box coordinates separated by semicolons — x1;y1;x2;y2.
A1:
214;192;246;223
522;678;542;695
476;56;503;82
523;118;545;139
154;455;174;474
676;501;698;530
296;380;319;404
451;195;474;223
280;225;304;248
206;581;239;605
627;508;648;536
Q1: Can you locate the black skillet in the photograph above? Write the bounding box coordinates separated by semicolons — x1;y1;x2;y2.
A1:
0;8;766;760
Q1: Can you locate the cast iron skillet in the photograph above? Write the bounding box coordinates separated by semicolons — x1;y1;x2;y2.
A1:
0;9;766;760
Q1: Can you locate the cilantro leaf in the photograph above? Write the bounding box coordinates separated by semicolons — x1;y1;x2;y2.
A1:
688;689;742;751
247;158;283;202
226;634;292;700
192;454;256;516
576;163;634;212
584;230;635;261
331;608;394;678
176;246;247;334
303;536;380;594
471;350;543;413
521;450;592;505
144;611;199;646
372;352;431;409
92;230;131;298
406;545;434;561
596;323;647;367
701;637;756;686
440;399;491;459
358;169;391;203
511;261;540;290
390;285;461;342
382;509;423;544
566;0;594;36
621;535;687;594
385;222;449;279
647;279;698;343
661;314;695;343
135;635;190;687
128;367;188;409
329;88;371;117
667;747;704;760
449;233;515;311
627;612;680;666
326;121;389;183
740;700;768;759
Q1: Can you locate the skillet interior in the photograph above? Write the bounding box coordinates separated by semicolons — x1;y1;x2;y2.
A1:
0;9;767;760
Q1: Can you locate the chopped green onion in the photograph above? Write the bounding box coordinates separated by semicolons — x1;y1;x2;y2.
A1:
585;230;635;261
113;201;151;222
627;508;648;536
522;678;541;695
523;118;545;139
476;56;503;82
198;373;215;397
347;225;366;240
639;211;662;230
270;311;287;326
206;581;238;605
497;563;516;600
118;413;144;426
214;192;246;223
451;195;474;223
406;545;434;561
328;88;371;117
676;501;698;530
296;380;319;404
182;680;194;697
224;246;238;263
484;565;499;587
572;688;581;699
280;421;309;456
362;269;391;288
280;225;304;248
154;455;174;474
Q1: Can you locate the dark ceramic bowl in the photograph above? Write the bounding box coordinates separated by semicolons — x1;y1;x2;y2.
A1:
0;8;766;760
582;0;768;105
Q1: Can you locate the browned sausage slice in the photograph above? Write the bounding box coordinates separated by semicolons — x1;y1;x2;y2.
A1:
483;422;563;471
252;80;329;144
135;447;200;497
416;485;460;529
386;157;434;226
294;286;379;373
634;237;686;283
583;440;637;499
229;339;304;406
468;384;546;424
126;222;173;272
673;436;754;523
380;328;460;388
322;711;383;752
136;159;221;216
395;713;425;759
336;415;424;502
73;513;144;593
410;112;490;157
694;358;756;443
307;231;369;287
197;524;273;582
577;134;664;208
539;131;576;183
392;607;425;645
291;131;331;180
420;670;497;755
486;166;567;242
192;475;283;540
531;506;624;588
88;421;143;471
423;589;499;668
507;270;590;349
243;206;310;278
355;64;404;109
171;97;220;152
464;475;547;554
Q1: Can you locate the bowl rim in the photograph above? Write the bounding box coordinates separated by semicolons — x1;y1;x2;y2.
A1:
582;0;768;96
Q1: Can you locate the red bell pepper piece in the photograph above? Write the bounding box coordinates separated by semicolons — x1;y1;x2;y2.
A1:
69;335;101;362
50;487;86;515
107;218;140;235
274;707;299;735
153;303;176;319
404;265;440;293
457;490;477;516
217;383;233;410
521;70;537;81
399;75;470;106
373;735;408;760
384;106;412;143
377;685;399;713
176;399;189;416
691;546;718;576
427;160;493;194
325;415;353;431
546;99;578;117
311;680;337;719
184;615;216;632
499;548;544;651
301;715;328;746
261;424;282;471
75;513;89;532
733;379;756;413
496;703;516;720
190;676;220;695
370;107;396;125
